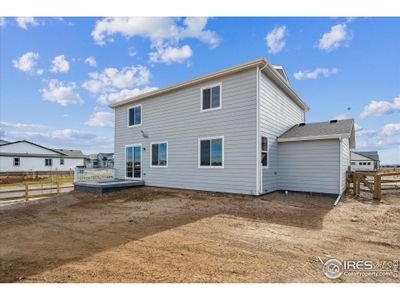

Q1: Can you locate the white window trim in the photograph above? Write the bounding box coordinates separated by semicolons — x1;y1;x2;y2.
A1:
200;83;222;112
150;141;169;168
13;157;20;167
261;136;269;169
198;136;224;169
127;104;143;128
125;144;142;180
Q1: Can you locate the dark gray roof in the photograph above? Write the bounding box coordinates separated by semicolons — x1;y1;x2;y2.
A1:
353;151;380;161
55;149;85;158
279;119;355;140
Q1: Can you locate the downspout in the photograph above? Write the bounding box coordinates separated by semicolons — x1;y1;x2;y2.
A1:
257;63;269;195
335;137;344;207
256;66;260;195
339;137;343;194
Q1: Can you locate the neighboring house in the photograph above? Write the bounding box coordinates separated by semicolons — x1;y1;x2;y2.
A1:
351;151;380;171
0;140;85;173
84;153;114;169
109;58;355;196
0;139;9;145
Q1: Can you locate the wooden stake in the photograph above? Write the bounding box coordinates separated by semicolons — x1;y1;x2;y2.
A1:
57;181;60;194
25;184;29;202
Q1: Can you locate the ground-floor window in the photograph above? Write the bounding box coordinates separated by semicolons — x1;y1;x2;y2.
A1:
13;157;20;166
261;136;269;167
199;137;223;167
45;158;52;166
151;142;168;167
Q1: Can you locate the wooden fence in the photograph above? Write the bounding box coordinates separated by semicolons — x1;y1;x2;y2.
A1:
346;171;400;200
0;181;74;204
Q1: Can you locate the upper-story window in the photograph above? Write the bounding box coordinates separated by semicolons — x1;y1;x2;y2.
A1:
128;104;142;127
13;157;20;166
201;83;221;111
60;158;64;165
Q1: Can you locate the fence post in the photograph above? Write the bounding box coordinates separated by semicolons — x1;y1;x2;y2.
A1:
373;175;381;200
355;175;360;196
352;173;357;196
25;184;29;202
57;181;60;194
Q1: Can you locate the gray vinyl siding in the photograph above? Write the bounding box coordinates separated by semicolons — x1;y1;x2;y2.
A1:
259;71;305;193
277;140;340;194
114;68;258;195
340;138;350;193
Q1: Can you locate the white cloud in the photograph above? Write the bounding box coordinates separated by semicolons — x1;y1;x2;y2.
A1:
85;56;97;67
0;17;7;27
354;123;363;131
149;45;192;64
40;79;83;106
360;96;400;119
357;129;377;137
36;68;44;75
85;111;115;127
265;26;286;54
91;17;218;64
92;17;219;47
97;87;158;105
128;47;137;57
15;17;39;30
82;65;151;94
0;121;47;130
382;123;400;136
318;23;351;51
294;67;338;80
50;55;70;73
12;52;39;73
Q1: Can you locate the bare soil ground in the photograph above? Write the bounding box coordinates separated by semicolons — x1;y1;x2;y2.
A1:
0;187;399;283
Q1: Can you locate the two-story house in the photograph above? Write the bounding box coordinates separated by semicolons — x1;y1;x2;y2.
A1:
109;58;355;196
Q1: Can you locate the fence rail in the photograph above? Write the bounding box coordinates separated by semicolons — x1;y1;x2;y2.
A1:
346;171;400;200
0;182;74;203
74;167;115;182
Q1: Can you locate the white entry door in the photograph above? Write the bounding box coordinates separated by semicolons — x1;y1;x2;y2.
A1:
126;144;142;179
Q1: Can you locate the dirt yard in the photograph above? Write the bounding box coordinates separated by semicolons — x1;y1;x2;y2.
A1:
0;187;399;283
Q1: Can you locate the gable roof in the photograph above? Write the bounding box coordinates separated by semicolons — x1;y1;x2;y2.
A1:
278;119;356;147
54;149;85;158
353;151;380;161
0;140;66;155
0;140;84;158
109;58;309;111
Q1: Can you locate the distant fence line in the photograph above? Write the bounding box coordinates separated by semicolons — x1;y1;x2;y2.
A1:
0;170;75;177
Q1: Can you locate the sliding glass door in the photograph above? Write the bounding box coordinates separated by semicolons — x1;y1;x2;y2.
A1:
126;144;141;179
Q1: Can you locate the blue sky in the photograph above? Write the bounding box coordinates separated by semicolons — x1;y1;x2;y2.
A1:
0;17;399;163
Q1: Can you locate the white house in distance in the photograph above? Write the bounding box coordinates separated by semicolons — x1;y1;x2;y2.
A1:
109;58;356;196
350;151;380;171
0;140;85;173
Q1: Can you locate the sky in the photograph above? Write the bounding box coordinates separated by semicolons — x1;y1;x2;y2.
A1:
0;17;399;163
